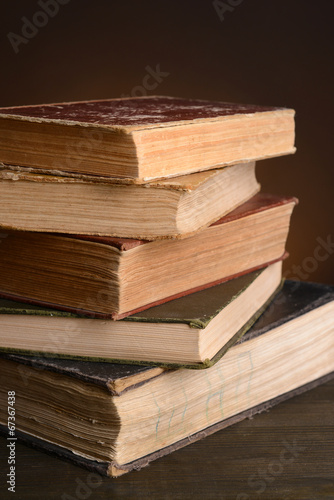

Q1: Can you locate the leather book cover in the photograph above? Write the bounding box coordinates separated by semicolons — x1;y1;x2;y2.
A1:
0;266;282;369
0;192;297;319
0;280;333;475
0;96;296;181
1;371;332;478
0;96;287;130
1;280;333;390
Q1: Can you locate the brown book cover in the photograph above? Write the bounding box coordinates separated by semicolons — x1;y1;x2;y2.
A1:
0;280;333;476
0;263;283;368
1;372;332;478
0;193;297;319
0;96;295;181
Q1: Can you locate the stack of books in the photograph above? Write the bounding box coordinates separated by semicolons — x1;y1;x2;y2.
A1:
0;96;333;477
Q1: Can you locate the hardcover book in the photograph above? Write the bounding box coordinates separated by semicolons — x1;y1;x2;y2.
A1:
0;262;282;367
0;281;333;476
0;161;260;238
0;96;295;181
0;193;297;318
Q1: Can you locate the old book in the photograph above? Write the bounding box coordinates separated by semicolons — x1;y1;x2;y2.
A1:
0;161;260;238
0;193;297;318
0;280;333;476
0;96;295;181
0;262;282;367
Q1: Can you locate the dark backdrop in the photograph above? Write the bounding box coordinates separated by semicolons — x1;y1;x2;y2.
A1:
1;0;333;283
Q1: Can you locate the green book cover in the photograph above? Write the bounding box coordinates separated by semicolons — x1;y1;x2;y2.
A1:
0;263;282;369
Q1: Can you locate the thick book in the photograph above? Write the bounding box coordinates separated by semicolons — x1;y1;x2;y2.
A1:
0;161;260;238
0;262;282;367
0;193;297;318
0;281;333;476
0;96;295;181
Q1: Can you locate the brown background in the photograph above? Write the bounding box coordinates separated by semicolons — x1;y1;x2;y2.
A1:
1;0;333;283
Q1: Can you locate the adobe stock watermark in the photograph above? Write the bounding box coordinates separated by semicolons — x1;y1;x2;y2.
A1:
48;63;168;173
121;64;170;98
7;0;71;54
61;127;104;173
284;234;334;281
61;473;103;500
237;439;306;499
265;233;334;317
213;0;244;22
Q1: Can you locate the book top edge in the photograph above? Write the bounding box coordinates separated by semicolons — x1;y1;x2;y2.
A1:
0;267;266;326
0;193;298;251
0;281;333;391
0;96;294;130
0;162;251;191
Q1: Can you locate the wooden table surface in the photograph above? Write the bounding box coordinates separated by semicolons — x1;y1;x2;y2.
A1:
1;379;333;500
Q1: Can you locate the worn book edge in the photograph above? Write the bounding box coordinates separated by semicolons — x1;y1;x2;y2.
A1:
0;371;332;477
0;162;251;190
0;96;293;131
1;280;332;393
0;193;297;248
0;254;287;320
0;97;296;181
0;279;282;370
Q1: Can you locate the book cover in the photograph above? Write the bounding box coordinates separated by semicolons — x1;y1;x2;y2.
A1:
0;193;297;318
0;96;296;181
0;262;282;368
0;280;333;476
0;161;260;238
